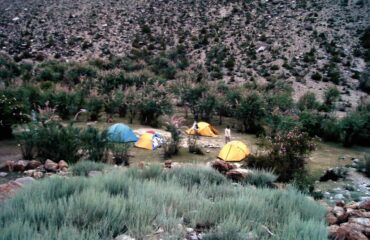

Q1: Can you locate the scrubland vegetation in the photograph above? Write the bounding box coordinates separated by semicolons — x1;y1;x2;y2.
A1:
0;166;327;240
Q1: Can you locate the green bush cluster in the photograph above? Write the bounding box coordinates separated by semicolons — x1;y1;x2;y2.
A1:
71;161;108;176
0;166;327;240
15;122;111;163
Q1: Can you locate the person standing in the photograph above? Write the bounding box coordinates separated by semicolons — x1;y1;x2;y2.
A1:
225;125;231;143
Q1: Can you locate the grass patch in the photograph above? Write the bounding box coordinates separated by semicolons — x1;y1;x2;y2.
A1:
0;166;327;239
71;161;108;176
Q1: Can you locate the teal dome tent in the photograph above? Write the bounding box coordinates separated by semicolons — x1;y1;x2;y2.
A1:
107;123;138;143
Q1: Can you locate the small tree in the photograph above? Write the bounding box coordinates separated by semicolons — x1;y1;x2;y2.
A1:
297;92;319;111
323;86;340;111
254;128;317;181
163;115;185;158
124;86;140;124
235;92;266;133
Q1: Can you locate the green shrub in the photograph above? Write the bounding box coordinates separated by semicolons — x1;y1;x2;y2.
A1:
339;109;370;147
110;143;131;165
243;169;278;188
80;127;110;162
0;90;30;139
0;167;327;240
249;129;316;182
85;97;104;121
71;161;107;176
297;92;319;111
323;86;340;110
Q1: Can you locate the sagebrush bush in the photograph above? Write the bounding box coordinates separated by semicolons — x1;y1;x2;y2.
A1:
71;161;107;176
243;169;278;188
0;166;327;240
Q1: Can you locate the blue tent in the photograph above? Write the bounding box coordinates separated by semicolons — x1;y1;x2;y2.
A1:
107;123;138;143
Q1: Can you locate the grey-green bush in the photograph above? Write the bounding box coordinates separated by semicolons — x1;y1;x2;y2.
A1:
0;166;327;240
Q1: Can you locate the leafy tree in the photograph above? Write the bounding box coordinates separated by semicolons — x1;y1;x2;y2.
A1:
124;86;140;124
235;92;266;133
323;86;340;110
297;92;320;111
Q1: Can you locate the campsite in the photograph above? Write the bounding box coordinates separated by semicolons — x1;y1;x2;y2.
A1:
1;0;370;239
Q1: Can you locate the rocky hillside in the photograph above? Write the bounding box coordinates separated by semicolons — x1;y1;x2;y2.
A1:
0;0;369;108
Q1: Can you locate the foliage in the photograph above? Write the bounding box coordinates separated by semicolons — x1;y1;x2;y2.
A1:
297;92;319;111
162;115;185;158
0;90;30;139
323;86;340;111
85;97;104;121
339;107;370;147
235;92;266;133
243;169;278;188
187;136;204;155
71;160;107;176
0;166;327;240
110;143;131;165
138;83;172;127
79;127;110;162
250;128;316;181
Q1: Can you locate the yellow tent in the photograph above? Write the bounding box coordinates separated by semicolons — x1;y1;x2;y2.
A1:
185;122;219;137
135;132;163;150
218;141;250;162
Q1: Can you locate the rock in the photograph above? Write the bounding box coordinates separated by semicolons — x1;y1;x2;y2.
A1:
333;206;345;217
334;223;368;240
164;160;172;169
88;171;102;177
58;160;68;169
346;202;359;209
348;210;370;218
359;200;370;211
14;177;35;186
44;159;59;172
337;212;350;224
186;228;194;233
211;160;235;173
13;160;30;172
326;212;338;225
12;17;20;21
27;160;42;170
0;181;22;202
0;172;8;177
349;218;370;227
328;225;339;238
226;169;249;181
336;201;345;207
60;167;68;172
114;234;135;240
33;171;44;179
24;169;36;177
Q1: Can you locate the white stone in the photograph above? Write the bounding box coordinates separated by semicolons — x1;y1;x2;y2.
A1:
114;234;135;240
0;172;8;177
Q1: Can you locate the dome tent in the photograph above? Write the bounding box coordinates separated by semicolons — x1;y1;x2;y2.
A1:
107;123;138;143
185;122;219;137
218;141;250;162
135;132;164;150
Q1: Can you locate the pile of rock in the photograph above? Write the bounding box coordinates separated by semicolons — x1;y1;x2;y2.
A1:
327;200;370;240
209;160;251;181
0;177;35;202
3;159;69;179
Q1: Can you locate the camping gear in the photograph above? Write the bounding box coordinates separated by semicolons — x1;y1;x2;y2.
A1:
185;122;219;137
107;123;138;143
135;132;164;150
218;141;250;162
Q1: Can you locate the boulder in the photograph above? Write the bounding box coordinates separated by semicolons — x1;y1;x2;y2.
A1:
33;171;44;179
0;172;8;177
24;169;36;177
349;218;370;228
164;160;172;169
27;160;42;170
349;210;370;218
226;169;249;181
0;181;22;202
328;225;339;238
44;159;59;172
335;224;368;240
337;212;350;224
359;200;370;211
333;206;345;217
58;160;68;169
326;212;338;225
14;177;35;186
211;160;235;173
13;160;29;172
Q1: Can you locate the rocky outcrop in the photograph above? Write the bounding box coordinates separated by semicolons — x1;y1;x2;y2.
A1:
327;200;370;239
